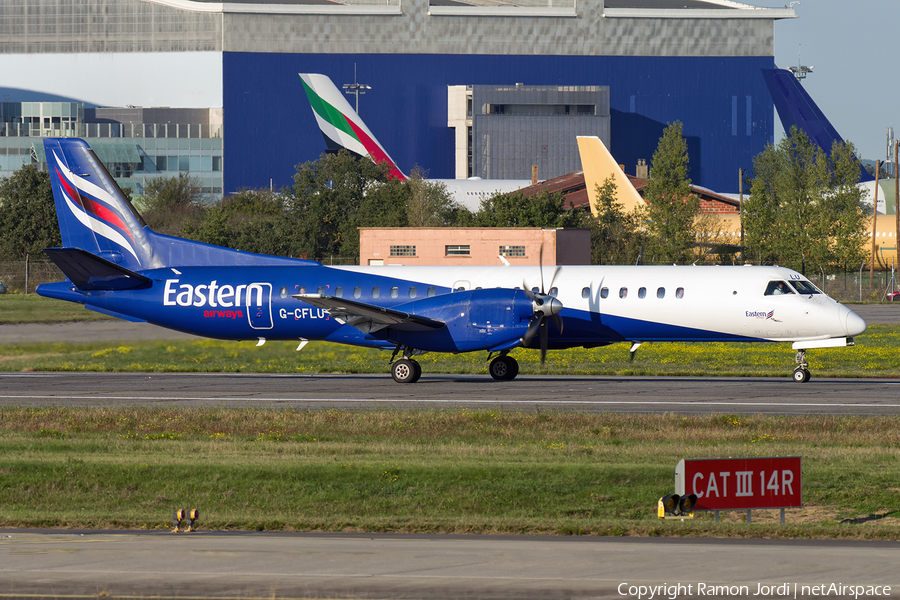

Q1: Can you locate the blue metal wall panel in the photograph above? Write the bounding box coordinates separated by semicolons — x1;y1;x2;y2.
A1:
223;53;775;195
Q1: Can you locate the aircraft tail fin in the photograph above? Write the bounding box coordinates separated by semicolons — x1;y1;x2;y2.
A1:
299;73;407;181
762;68;873;183
577;136;646;217
44;137;158;271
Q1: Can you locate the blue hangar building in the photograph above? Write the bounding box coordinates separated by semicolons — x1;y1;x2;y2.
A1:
0;0;795;196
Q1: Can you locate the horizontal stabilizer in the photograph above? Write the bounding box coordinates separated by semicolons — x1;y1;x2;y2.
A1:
294;293;446;334
44;248;152;290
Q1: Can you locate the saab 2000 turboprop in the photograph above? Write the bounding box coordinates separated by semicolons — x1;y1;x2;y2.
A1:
37;138;866;383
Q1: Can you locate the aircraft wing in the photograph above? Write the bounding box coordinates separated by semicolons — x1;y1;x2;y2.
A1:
293;294;446;334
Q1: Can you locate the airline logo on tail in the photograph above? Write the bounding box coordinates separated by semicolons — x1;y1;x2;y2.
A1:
299;73;407;181
49;147;141;264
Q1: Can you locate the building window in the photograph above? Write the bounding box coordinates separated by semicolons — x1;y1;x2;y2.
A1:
446;245;470;256
499;245;526;257
390;245;416;257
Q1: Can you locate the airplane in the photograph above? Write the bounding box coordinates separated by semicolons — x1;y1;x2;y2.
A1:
299;73;533;212
36;137;866;384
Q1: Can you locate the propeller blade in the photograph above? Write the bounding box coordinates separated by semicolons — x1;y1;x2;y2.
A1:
547;265;562;293
539;320;548;364
539;245;545;293
523;315;542;347
551;313;564;336
522;280;537;301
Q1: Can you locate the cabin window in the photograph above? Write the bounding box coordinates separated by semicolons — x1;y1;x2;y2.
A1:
427;286;436;297
299;286;306;294
764;281;794;296
676;287;684;299
549;287;558;297
789;280;822;295
619;287;628;299
279;287;288;299
372;287;381;298
657;287;665;299
353;286;361;299
316;286;325;294
409;287;417;298
582;287;590;299
600;287;609;299
638;287;647;299
390;287;399;298
531;287;540;295
335;286;343;298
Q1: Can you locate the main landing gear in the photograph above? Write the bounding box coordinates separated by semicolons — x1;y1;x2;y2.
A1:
391;357;422;383
488;354;520;381
792;349;811;383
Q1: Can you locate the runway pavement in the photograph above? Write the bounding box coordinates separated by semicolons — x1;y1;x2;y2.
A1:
1;530;897;599
1;371;900;415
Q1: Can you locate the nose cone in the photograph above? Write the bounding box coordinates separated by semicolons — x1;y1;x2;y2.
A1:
844;308;867;337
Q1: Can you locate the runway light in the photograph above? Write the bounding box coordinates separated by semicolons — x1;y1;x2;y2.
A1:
187;509;200;532
172;508;186;532
679;494;698;514
657;494;695;520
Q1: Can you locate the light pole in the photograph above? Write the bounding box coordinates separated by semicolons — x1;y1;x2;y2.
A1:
342;64;371;114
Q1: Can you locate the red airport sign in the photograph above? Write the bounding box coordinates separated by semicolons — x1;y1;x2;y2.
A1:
675;457;802;511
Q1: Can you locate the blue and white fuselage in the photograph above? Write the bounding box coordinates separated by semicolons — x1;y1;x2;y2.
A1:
36;138;865;383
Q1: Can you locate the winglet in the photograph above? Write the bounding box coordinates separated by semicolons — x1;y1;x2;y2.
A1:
299;73;407;181
577;136;646;217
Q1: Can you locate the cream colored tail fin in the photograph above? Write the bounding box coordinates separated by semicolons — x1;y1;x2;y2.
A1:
577;136;645;217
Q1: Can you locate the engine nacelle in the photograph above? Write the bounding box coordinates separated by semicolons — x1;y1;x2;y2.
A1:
376;288;535;353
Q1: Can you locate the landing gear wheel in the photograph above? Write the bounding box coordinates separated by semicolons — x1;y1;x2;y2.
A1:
792;367;811;383
792;349;811;383
489;356;519;381
392;358;421;383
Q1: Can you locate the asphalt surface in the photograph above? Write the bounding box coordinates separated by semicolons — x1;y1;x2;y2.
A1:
1;531;898;599
2;371;900;415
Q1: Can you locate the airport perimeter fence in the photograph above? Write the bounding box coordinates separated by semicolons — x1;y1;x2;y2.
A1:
0;258;895;303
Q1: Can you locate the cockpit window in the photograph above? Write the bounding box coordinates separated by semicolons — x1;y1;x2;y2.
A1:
789;280;822;295
764;281;795;296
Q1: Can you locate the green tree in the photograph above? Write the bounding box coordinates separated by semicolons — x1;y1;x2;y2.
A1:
188;188;303;257
585;176;643;265
137;173;205;237
406;170;471;227
743;127;868;273
643;121;698;264
472;190;582;228
289;151;407;263
0;164;60;259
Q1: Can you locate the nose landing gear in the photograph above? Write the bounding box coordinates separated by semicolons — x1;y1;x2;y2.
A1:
792;349;811;383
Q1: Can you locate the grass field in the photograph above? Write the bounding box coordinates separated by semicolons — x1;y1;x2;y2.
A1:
1;408;898;538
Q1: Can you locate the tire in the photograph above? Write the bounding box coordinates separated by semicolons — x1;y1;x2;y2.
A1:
792;368;811;383
489;356;519;381
392;358;419;383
